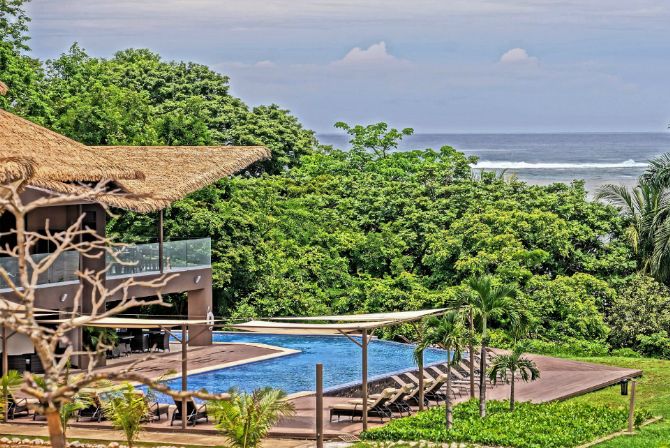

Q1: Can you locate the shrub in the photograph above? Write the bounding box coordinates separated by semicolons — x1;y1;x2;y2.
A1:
103;384;149;448
361;399;651;448
609;347;642;358
521;337;609;357
635;332;670;358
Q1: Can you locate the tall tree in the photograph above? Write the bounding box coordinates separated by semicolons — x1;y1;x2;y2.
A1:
0;0;48;119
464;275;517;417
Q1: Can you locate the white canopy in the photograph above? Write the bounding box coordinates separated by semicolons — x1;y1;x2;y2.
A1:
40;316;215;329
270;308;447;323
230;319;395;335
230;308;449;335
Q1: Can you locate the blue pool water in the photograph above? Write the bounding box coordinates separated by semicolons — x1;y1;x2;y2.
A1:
157;333;450;397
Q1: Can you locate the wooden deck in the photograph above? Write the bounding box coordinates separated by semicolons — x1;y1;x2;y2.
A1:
10;349;642;442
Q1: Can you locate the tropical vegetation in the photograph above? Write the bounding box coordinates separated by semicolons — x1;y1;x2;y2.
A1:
102;384;150;448
360;399;651;448
209;387;295;448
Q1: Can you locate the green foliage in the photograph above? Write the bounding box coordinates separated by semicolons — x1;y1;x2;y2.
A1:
209;387;295;448
59;393;92;436
361;399;652;448
525;273;612;342
103;384;149;448
517;337;610;357
1;370;22;422
606;274;670;357
41;46;315;172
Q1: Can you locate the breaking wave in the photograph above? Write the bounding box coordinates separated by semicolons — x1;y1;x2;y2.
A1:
474;159;648;170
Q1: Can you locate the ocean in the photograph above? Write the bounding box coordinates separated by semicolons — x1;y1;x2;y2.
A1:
317;133;670;191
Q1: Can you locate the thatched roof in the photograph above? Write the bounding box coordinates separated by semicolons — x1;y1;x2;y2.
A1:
26;146;271;212
90;146;271;211
0;105;271;212
0;110;143;182
0;81;8;96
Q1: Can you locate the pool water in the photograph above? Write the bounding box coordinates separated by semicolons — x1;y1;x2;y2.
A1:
160;332;450;396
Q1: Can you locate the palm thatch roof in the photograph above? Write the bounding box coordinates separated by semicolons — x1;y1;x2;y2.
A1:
0;103;271;212
0;110;143;182
32;146;270;212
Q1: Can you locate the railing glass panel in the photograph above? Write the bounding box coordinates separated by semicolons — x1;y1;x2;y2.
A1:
0;238;211;288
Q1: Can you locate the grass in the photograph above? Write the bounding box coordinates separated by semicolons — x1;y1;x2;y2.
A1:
568;356;670;447
359;399;647;448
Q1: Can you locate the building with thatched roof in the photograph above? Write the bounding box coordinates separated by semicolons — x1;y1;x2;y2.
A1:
0;99;270;370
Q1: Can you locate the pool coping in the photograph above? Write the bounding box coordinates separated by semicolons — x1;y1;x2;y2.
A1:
134;342;301;384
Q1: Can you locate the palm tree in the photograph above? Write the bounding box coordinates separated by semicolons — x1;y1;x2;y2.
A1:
416;311;466;429
487;348;540;411
210;387;295;448
597;153;670;284
465;275;517;418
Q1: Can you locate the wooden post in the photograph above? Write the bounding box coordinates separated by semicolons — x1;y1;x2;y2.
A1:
628;380;636;433
362;329;368;432
2;325;7;422
181;324;187;430
158;210;164;273
418;351;424;411
316;363;324;448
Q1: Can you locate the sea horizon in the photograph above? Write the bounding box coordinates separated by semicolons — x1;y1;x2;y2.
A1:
318;131;670;190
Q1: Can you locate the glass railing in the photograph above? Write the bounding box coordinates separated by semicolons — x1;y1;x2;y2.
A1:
107;238;211;277
0;251;80;289
0;238;211;289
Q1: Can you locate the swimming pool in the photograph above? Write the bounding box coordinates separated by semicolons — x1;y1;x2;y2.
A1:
160;333;450;396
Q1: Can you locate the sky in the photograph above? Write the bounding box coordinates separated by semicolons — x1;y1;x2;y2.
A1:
26;0;670;133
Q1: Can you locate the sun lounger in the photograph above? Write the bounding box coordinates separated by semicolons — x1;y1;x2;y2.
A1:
7;393;38;419
170;397;208;426
348;383;415;417
329;388;394;422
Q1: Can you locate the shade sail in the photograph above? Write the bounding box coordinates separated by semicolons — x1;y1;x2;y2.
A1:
230;320;394;335
270;308;448;322
39;316;216;329
0;298;53;315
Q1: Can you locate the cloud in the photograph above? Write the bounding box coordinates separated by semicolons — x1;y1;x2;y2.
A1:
499;48;538;65
332;41;404;66
254;60;275;68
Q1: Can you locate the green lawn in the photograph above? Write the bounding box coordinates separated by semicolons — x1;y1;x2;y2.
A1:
568;356;670;447
356;356;670;448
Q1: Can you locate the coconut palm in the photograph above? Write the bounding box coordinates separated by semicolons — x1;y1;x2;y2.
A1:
210;387;295;448
487;347;540;411
597;153;670;284
416;311;467;429
465;275;517;418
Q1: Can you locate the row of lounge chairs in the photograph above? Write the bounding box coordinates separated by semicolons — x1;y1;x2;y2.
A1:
330;350;496;423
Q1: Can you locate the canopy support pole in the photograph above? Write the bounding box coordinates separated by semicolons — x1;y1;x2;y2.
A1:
181;324;187;431
2;324;7;422
316;363;324;448
158;210;164;274
362;328;368;432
